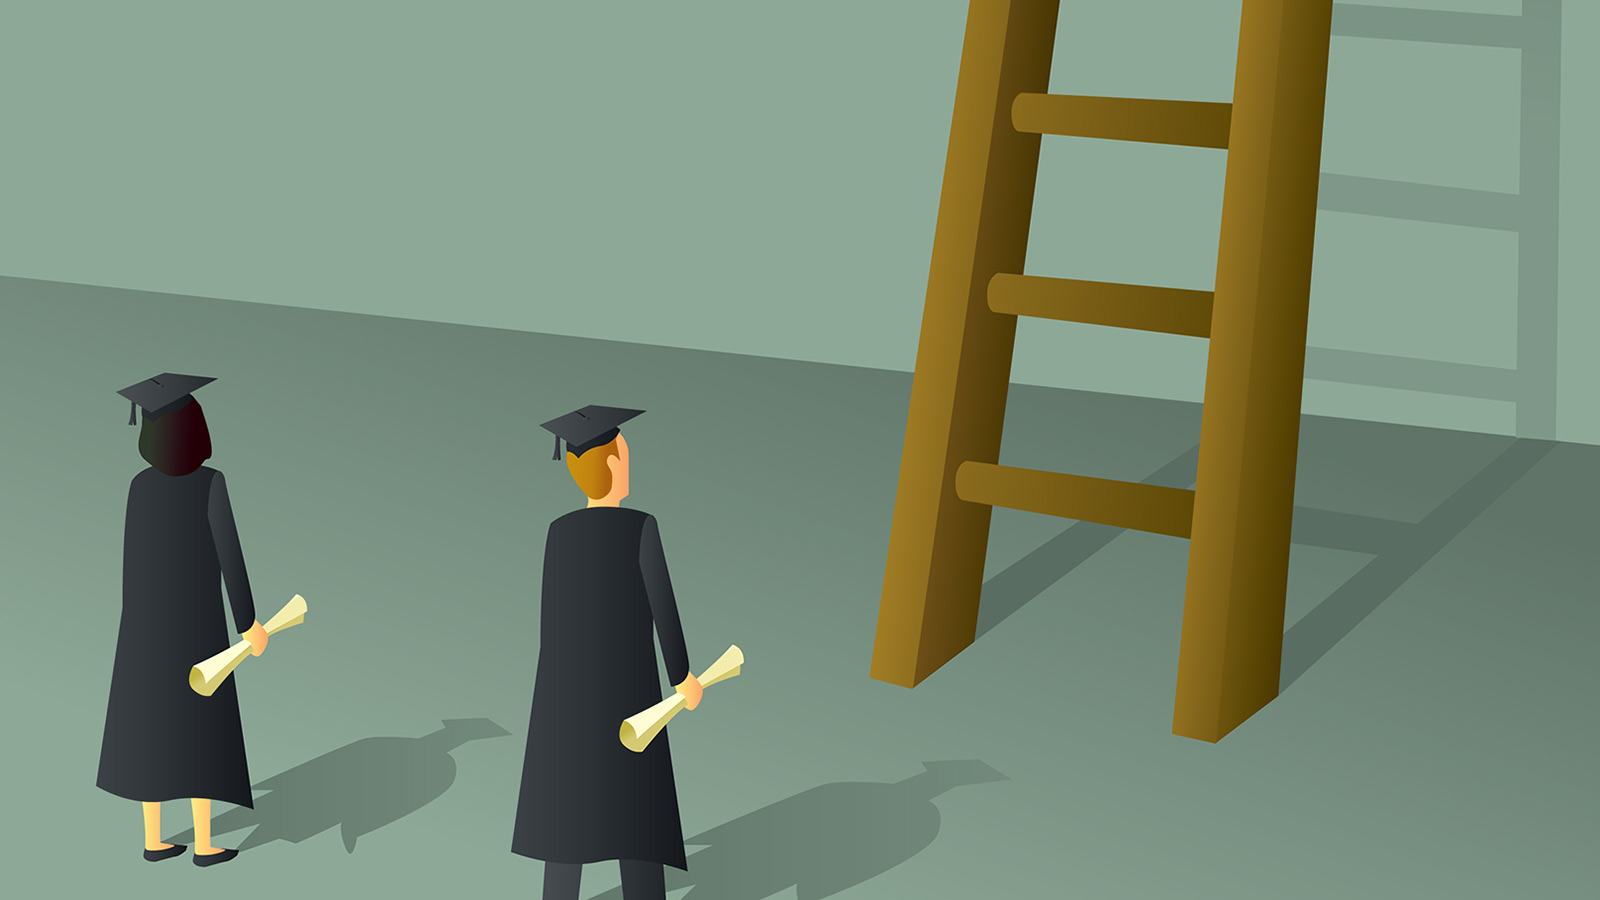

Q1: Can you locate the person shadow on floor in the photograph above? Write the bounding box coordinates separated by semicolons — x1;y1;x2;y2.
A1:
585;759;1006;900
169;717;510;853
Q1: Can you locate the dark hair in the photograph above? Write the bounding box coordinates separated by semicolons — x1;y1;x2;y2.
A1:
138;397;213;476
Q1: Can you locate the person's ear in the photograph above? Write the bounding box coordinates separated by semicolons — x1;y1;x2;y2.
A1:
607;453;622;479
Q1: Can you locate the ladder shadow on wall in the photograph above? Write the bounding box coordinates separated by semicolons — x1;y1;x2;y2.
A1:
1309;1;1562;437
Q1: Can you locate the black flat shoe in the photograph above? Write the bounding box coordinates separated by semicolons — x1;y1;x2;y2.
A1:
193;849;238;867
143;844;186;862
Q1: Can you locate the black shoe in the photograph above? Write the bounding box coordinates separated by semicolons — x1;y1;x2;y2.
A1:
193;848;239;867
143;844;186;862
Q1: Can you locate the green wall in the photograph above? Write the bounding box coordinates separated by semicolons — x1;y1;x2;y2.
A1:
2;1;1593;444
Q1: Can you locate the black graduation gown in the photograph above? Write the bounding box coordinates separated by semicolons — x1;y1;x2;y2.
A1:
512;507;692;869
97;466;258;807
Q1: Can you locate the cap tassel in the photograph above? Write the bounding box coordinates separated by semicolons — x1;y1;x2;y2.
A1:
552;436;562;461
128;399;138;426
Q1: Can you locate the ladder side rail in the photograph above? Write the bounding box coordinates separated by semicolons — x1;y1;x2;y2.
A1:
1172;0;1336;742
869;0;1062;688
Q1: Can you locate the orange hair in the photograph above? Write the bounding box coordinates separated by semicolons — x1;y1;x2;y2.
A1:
566;437;621;500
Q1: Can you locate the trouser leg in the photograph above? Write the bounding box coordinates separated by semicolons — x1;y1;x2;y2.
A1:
619;859;665;900
543;862;582;900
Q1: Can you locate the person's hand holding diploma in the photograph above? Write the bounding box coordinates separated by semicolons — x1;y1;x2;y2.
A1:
676;673;702;710
620;646;741;752
242;621;268;657
189;595;305;696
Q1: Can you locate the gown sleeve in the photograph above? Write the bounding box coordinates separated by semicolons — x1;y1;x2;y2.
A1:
207;471;259;634
640;514;691;686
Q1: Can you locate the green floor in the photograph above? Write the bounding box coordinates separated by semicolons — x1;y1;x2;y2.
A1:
2;275;1594;899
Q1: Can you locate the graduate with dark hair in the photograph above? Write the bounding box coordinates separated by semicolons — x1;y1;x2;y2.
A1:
98;374;268;868
512;406;703;900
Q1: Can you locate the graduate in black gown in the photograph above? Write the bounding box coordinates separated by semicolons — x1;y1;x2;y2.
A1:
512;406;704;900
98;374;267;868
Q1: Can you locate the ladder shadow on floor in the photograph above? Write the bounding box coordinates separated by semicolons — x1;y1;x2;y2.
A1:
580;759;1006;900
1279;439;1555;690
974;438;1554;692
167;717;510;853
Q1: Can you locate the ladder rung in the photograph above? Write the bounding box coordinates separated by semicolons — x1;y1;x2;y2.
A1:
1012;93;1232;149
955;462;1196;539
988;274;1214;338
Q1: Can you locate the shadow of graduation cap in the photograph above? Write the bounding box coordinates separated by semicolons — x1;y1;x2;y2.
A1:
116;373;216;426
540;406;643;461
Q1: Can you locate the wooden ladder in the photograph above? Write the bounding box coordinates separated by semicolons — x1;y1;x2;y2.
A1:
869;0;1335;743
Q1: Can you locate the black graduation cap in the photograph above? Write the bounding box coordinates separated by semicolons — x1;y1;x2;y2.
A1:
540;406;643;461
116;373;216;426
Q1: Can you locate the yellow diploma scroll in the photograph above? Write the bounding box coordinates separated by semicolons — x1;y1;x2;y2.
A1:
188;594;308;696
619;644;743;753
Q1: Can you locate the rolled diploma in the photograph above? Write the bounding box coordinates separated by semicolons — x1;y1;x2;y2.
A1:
619;644;743;753
188;594;308;697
